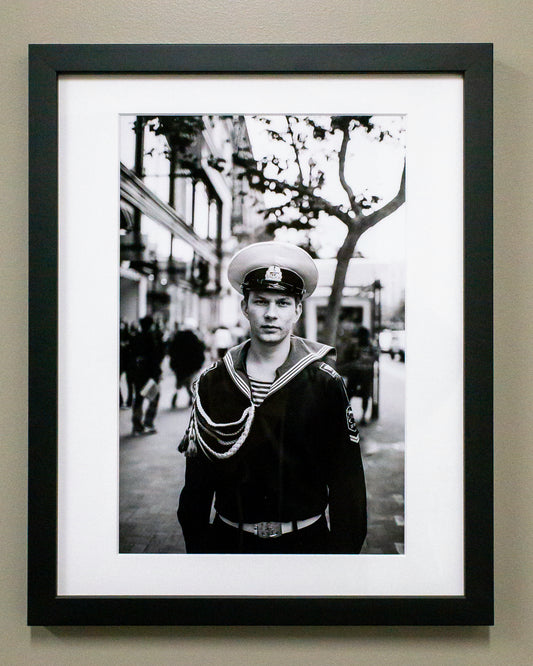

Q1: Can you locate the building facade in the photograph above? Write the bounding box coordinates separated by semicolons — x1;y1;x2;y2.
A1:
119;115;262;338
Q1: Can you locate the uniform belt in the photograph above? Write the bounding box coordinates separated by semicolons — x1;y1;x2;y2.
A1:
217;513;321;538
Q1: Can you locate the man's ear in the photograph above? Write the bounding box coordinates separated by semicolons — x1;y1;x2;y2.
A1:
240;297;249;319
294;300;303;322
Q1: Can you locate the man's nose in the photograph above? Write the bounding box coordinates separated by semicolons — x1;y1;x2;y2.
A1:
265;303;278;318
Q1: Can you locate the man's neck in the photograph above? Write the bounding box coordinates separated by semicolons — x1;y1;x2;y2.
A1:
246;336;291;381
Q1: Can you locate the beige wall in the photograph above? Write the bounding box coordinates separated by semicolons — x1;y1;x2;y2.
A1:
1;1;531;663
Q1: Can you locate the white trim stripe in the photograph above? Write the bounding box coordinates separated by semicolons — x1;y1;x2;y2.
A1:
267;345;331;398
223;353;251;398
221;341;332;404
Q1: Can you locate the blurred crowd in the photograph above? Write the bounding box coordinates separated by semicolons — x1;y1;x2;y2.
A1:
120;316;382;434
119;316;247;435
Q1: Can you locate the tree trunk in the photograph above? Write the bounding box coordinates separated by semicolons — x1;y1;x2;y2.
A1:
322;226;362;346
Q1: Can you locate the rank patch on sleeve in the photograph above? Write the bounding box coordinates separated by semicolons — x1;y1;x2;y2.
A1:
319;362;340;379
346;405;360;443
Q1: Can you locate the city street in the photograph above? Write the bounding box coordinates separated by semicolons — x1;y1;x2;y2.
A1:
357;354;405;554
119;353;405;555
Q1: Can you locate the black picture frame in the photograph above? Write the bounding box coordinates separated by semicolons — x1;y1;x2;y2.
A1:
28;43;493;626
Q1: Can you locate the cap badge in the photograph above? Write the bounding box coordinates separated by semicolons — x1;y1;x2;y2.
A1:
265;265;282;282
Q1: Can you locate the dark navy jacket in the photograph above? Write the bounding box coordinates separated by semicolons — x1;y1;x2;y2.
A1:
177;336;367;553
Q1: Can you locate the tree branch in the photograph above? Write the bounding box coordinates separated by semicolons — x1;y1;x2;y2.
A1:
359;159;406;232
234;153;352;225
338;124;364;217
260;200;296;218
285;116;305;185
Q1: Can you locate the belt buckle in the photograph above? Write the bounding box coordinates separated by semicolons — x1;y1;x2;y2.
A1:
255;521;282;538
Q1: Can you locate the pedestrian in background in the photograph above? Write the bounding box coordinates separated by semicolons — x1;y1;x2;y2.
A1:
342;325;378;425
178;241;367;554
168;318;206;408
212;325;233;360
119;319;134;410
130;315;165;435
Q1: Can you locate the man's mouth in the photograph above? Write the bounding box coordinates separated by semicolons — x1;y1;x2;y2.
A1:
261;325;280;331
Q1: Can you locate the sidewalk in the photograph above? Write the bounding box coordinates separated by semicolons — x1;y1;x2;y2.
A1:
356;354;405;554
119;365;189;553
359;433;405;555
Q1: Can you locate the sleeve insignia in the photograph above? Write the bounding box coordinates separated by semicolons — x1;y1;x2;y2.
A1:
318;361;340;379
346;405;360;443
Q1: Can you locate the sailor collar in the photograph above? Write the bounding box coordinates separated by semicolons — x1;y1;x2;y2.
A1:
180;336;336;460
223;336;334;401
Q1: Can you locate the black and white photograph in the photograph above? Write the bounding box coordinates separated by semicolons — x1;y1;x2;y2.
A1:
118;113;406;556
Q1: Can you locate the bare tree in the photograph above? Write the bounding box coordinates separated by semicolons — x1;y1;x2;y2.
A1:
233;115;406;345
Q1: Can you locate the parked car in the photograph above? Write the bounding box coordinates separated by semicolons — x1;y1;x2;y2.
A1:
389;329;405;362
379;328;405;362
379;329;393;355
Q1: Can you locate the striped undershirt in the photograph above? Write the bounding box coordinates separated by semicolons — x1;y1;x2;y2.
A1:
248;377;273;406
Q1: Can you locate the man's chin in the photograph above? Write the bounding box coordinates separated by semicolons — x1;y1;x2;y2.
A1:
257;330;286;344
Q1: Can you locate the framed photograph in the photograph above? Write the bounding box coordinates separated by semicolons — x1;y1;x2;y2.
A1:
28;43;493;626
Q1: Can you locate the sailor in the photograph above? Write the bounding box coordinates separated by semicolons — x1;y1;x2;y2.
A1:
177;241;367;554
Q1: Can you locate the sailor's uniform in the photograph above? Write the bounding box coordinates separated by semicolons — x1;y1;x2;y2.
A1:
177;336;367;554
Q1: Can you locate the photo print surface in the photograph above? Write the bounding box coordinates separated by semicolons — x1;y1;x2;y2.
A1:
118;113;406;556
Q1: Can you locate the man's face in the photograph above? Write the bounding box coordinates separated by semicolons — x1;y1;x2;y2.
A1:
241;290;302;346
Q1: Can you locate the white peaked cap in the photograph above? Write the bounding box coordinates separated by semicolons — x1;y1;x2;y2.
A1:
227;241;318;299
